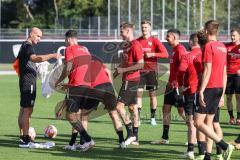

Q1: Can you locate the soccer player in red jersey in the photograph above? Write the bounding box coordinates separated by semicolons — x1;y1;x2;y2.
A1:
178;33;203;159
114;22;144;145
137;20;168;126
225;28;240;125
151;29;186;145
55;30;127;151
195;20;234;160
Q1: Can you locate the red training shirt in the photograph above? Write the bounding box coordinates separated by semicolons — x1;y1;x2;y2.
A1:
65;45;92;87
137;36;168;71
178;47;203;94
169;43;187;86
122;40;143;81
203;41;227;88
225;42;240;74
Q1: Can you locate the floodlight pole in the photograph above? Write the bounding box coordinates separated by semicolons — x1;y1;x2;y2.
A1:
118;0;120;36
174;0;177;28
0;0;1;39
228;0;231;40
187;0;190;35
162;0;165;30
213;0;216;20
128;0;131;22
150;0;153;26
200;0;204;28
138;0;141;31
108;0;110;36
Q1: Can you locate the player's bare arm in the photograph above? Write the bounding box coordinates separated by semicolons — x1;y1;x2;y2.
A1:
199;62;212;107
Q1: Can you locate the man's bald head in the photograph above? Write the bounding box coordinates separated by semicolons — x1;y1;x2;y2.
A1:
28;27;42;45
30;27;42;37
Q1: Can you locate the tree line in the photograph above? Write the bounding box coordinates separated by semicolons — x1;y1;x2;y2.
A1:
2;0;240;31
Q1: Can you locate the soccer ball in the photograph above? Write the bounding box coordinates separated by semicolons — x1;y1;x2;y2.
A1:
44;125;57;138
29;127;36;141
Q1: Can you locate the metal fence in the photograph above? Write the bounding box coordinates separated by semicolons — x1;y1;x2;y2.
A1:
0;28;231;42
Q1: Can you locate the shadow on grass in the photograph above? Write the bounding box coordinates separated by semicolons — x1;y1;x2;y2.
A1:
1;135;240;159
29;145;184;160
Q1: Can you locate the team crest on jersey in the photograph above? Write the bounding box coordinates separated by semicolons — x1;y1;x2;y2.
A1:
148;41;152;46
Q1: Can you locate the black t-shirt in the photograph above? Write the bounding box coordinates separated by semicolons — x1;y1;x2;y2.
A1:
18;41;37;90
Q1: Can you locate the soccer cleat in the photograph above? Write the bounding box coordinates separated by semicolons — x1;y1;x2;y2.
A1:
150;138;169;145
150;118;157;126
131;140;139;146
236;119;240;125
194;155;205;160
75;143;84;150
179;151;194;160
229;118;235;125
19;141;34;148
228;141;240;150
119;142;127;149
125;136;136;146
81;139;95;152
222;144;234;160
63;144;76;151
216;154;223;160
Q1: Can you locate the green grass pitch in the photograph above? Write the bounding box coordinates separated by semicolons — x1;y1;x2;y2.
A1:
0;74;239;160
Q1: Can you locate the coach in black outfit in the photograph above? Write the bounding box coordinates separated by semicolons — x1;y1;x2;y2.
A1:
18;27;61;147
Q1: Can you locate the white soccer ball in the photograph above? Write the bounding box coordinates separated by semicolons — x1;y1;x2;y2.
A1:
29;127;36;141
44;125;57;138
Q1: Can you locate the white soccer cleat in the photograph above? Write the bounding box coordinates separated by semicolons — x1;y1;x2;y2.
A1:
131;140;139;146
125;136;136;146
222;144;235;160
150;138;169;145
43;141;55;148
63;144;76;151
119;142;127;149
19;141;34;148
75;143;84;150
81;139;95;152
150;118;157;126
179;151;194;160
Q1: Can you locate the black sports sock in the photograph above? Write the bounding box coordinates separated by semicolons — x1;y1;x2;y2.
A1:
216;140;228;151
133;127;138;141
19;135;23;140
197;141;206;155
151;108;156;118
80;134;86;145
237;112;240;119
234;134;240;143
216;143;222;154
22;135;30;143
69;132;78;146
138;108;141;120
125;122;133;137
116;130;124;143
228;110;234;118
204;152;211;160
187;143;194;152
79;130;91;142
161;125;169;140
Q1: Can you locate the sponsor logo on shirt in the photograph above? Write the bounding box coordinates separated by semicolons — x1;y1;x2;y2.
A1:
216;47;227;53
148;41;152;46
